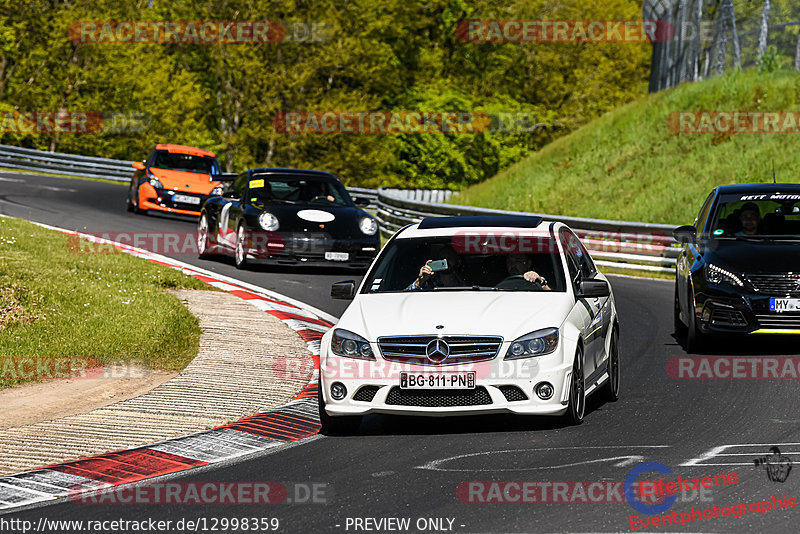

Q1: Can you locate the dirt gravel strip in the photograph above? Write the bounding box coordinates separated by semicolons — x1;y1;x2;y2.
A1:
0;220;330;512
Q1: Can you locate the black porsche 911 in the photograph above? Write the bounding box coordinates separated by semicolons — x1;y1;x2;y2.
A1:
674;183;800;352
197;168;380;269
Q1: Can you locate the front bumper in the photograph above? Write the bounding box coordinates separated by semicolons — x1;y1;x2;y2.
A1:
695;285;800;335
140;186;208;216
243;232;379;268
320;353;572;417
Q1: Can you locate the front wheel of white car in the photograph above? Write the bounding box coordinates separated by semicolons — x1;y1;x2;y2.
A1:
602;327;620;402
564;345;585;425
317;382;361;436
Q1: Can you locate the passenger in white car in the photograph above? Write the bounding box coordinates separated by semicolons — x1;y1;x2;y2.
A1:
408;246;468;290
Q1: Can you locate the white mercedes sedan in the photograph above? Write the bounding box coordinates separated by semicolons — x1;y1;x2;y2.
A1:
318;215;620;434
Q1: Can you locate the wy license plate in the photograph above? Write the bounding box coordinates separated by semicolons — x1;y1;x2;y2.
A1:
325;252;349;261
400;372;476;390
770;298;800;312
173;194;200;205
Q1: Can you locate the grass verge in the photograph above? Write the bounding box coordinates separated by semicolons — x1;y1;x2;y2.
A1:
0;216;208;389
451;68;800;225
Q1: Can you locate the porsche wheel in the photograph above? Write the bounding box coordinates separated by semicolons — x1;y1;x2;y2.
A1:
234;223;248;269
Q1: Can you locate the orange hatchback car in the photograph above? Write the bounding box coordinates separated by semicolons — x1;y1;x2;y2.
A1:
127;144;228;217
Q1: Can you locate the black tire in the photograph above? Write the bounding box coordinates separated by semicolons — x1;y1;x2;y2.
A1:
563;345;586;425
134;189;147;215
126;192;134;212
234;223;248;269
686;301;706;354
317;382;361;436
602;327;620;402
674;281;687;337
197;213;213;259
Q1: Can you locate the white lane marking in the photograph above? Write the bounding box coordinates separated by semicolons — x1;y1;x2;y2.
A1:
0;177;25;182
416;447;669;472
681;442;800;466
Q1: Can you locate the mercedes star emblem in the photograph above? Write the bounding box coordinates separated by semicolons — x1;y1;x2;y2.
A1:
425;338;450;364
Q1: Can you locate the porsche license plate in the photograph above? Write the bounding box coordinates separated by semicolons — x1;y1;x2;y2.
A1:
770;298;800;312
325;252;349;261
173;194;200;205
400;372;475;389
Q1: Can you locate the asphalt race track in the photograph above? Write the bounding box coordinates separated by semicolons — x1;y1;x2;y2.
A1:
3;172;800;533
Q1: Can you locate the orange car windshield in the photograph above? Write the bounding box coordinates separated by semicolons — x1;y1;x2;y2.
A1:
152;151;219;174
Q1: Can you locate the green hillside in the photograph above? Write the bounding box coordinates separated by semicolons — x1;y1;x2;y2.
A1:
450;69;800;225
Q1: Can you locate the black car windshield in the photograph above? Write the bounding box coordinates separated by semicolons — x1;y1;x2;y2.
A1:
362;236;566;293
248;175;351;206
708;192;800;240
151;150;219;174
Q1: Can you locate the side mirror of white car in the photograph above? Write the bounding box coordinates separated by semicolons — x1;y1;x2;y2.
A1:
331;280;356;299
576;279;610;299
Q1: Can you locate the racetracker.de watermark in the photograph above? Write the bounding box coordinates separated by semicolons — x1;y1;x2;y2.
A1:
668;111;800;134
456;480;712;504
0;357;147;380
273;111;549;134
456;20;673;43
69;21;332;44
69;481;329;505
666;357;800;379
0;111;151;135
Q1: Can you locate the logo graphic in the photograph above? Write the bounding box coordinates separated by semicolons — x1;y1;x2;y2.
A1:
425;338;450;363
754;446;793;483
624;462;677;514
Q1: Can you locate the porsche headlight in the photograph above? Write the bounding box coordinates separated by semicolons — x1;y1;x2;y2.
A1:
505;328;559;360
210;185;224;196
258;212;279;231
331;329;374;360
705;264;743;287
359;216;378;236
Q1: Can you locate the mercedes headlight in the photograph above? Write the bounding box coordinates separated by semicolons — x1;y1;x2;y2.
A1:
705;264;743;287
359;216;378;236
505;328;559;360
331;329;374;360
258;212;279;231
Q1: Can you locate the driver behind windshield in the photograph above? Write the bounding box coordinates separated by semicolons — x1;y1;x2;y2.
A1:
407;246;467;290
735;202;761;236
505;253;552;290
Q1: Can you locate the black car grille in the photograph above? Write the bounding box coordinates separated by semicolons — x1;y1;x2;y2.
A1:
384;387;492;407
756;313;800;329
377;336;503;366
710;308;747;327
498;385;528;402
746;274;800;297
352;386;380;402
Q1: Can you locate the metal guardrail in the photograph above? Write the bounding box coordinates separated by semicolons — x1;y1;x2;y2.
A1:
0;143;679;274
374;189;679;274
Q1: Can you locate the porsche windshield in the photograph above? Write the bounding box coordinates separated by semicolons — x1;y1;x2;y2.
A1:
249;176;351;206
363;236;566;293
152;151;219;174
708;192;800;240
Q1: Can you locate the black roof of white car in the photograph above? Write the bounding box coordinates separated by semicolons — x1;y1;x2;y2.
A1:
417;215;544;230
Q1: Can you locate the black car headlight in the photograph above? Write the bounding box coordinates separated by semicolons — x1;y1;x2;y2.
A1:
705;264;743;287
359;216;378;236
505;328;559;360
331;329;374;360
210;185;224;196
258;212;279;231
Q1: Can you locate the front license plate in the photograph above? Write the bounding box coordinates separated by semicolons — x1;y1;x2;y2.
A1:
400;372;476;389
770;298;800;312
325;252;349;261
173;194;200;205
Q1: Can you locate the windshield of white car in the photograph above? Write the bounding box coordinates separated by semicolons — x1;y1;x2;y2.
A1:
248;176;351;206
708;194;800;240
362;236;566;293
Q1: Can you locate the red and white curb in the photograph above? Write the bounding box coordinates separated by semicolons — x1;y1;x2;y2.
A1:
0;222;333;512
